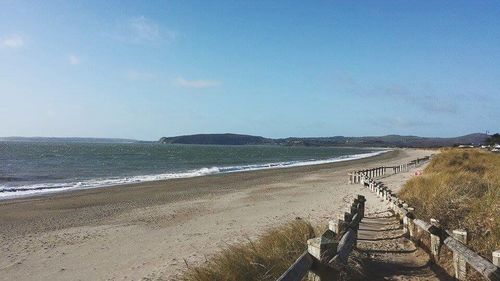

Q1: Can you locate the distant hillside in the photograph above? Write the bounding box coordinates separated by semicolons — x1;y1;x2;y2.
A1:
0;137;138;143
159;134;273;145
278;133;489;147
159;133;490;148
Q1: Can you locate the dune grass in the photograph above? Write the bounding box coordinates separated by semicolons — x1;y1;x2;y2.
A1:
180;219;316;281
399;148;500;259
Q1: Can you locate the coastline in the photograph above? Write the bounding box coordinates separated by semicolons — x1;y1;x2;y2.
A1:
0;148;390;201
0;148;432;281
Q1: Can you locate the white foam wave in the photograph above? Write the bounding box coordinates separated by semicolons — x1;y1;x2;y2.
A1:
0;150;389;200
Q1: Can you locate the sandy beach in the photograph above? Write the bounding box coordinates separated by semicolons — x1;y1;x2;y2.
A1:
0;148;433;281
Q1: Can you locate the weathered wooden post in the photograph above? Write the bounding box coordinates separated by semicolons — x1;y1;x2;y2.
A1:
357;195;366;218
430;218;441;260
329;216;346;235
351;201;358;217
407;207;415;238
307;229;337;281
452;229;468;280
307;232;337;261
402;214;409;234
493;250;500;267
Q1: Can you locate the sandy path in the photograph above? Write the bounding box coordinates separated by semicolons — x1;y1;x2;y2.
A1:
356;155;453;280
0;148;433;281
358;212;451;280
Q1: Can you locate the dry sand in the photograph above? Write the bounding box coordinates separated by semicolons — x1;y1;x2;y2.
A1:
0;148;433;281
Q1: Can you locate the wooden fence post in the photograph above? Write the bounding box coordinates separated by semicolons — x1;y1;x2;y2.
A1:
452;229;468;280
430;218;441;260
493;250;500;267
407;207;415;238
307;230;337;281
357;195;366;218
329;217;346;235
307;232;336;262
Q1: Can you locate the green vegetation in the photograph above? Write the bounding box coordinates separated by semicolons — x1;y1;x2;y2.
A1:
486;133;500;145
399;149;500;258
158;133;489;148
180;220;316;281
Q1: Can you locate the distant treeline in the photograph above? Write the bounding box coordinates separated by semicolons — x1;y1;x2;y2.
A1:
159;133;493;148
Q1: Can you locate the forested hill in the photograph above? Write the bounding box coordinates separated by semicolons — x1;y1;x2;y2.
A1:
159;133;490;148
159;134;274;145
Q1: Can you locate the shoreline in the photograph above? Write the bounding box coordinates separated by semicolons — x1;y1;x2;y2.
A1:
0;148;391;202
0;148;433;281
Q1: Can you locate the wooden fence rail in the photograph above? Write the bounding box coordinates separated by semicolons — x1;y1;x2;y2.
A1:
276;195;366;281
352;156;500;281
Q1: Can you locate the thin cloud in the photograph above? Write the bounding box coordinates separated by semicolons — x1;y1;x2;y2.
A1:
370;116;435;129
175;77;221;89
108;16;176;44
337;76;459;115
1;34;24;48
68;54;81;65
127;70;156;81
376;84;458;114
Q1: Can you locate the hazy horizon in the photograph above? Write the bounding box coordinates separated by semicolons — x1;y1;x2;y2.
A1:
1;1;499;139
0;131;492;142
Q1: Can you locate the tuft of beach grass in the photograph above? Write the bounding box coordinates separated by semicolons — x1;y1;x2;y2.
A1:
399;148;500;260
180;219;316;281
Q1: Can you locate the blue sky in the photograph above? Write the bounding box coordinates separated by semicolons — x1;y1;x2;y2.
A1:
1;1;499;140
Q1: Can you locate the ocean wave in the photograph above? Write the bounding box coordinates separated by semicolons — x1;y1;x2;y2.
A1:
0;150;389;200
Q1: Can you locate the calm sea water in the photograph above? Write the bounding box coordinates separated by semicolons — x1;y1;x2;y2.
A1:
0;142;386;199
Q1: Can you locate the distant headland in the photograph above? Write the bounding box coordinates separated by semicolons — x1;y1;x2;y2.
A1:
1;133;494;148
159;133;491;148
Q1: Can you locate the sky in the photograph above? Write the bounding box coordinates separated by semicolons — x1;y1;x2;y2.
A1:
1;1;499;140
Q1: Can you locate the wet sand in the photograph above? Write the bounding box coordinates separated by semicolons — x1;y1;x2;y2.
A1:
0;148;433;280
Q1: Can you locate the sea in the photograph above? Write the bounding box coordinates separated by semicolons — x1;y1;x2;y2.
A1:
0;142;388;199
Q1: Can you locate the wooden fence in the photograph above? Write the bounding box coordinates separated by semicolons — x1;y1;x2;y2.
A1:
353;156;500;281
277;195;366;281
347;156;431;184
